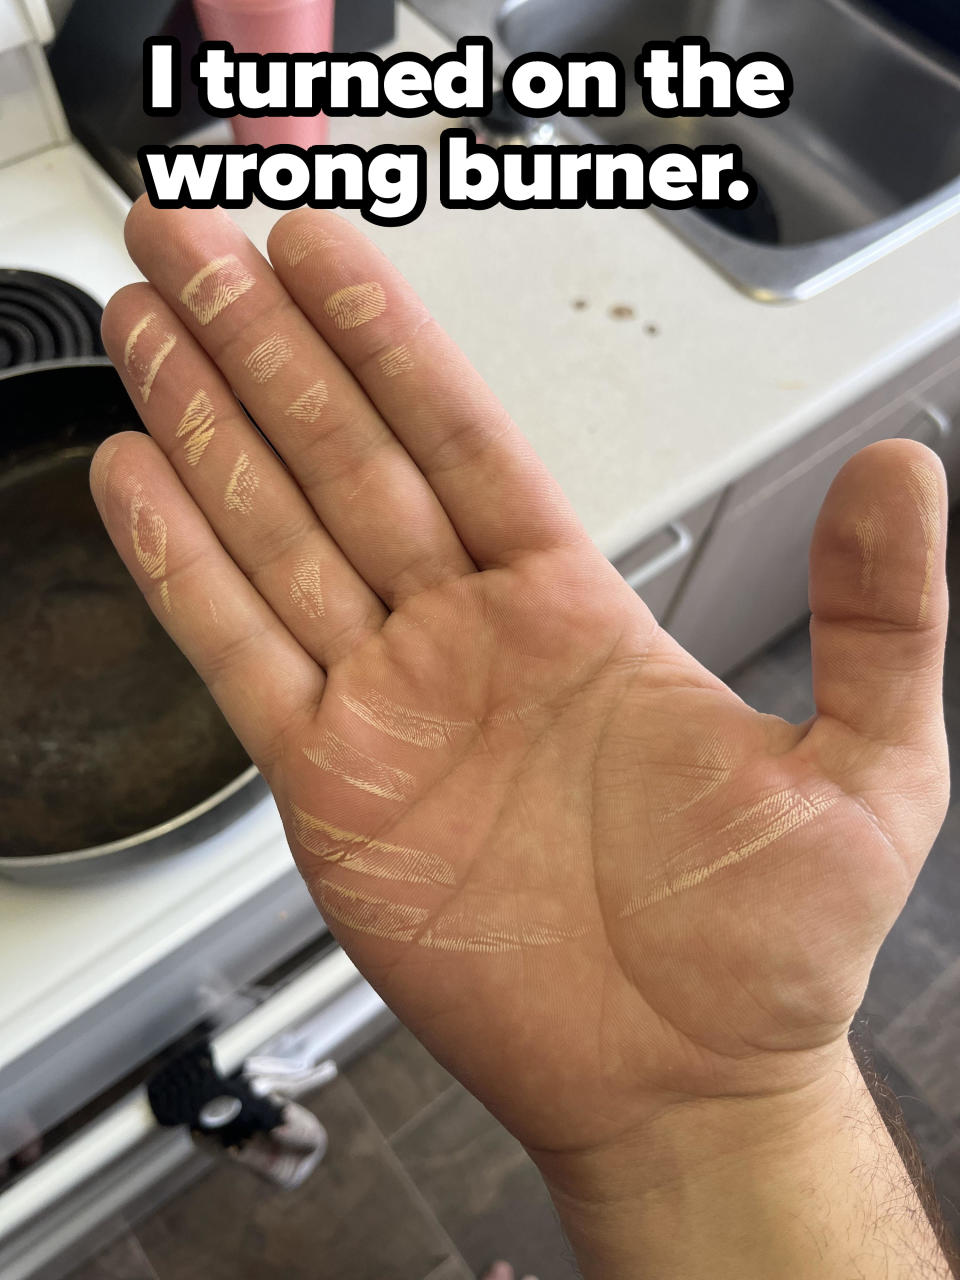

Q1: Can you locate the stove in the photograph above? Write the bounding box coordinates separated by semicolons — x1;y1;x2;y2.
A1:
0;6;388;1276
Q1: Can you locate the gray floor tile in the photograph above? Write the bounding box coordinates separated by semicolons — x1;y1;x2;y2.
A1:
727;622;814;723
879;958;960;1125
860;872;959;1036
915;803;960;922
858;1041;957;1169
347;1025;455;1141
421;1257;475;1280
932;1139;960;1261
392;1085;580;1280
132;1077;457;1280
68;1230;159;1280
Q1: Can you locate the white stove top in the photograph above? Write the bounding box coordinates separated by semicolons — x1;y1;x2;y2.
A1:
0;790;295;1071
0;143;135;305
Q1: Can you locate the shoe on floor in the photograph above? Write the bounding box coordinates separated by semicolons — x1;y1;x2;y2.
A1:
480;1263;538;1280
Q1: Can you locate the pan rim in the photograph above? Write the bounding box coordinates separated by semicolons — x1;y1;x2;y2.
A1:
0;355;114;383
0;764;263;868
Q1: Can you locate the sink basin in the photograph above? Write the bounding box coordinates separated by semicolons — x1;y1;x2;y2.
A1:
410;0;960;299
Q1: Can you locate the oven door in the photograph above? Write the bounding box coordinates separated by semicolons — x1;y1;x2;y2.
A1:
0;943;392;1280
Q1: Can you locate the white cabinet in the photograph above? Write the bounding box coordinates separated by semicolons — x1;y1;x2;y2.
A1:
664;335;960;676
615;492;722;621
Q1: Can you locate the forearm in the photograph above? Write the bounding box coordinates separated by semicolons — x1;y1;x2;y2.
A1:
535;1046;952;1280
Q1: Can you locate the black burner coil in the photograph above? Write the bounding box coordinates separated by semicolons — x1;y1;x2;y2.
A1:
0;269;105;370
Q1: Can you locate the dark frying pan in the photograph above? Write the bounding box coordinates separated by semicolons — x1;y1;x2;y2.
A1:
0;360;258;880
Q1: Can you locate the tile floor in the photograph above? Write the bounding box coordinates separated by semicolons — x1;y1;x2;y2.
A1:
70;540;960;1279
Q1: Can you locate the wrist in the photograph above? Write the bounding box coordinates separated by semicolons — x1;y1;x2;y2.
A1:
530;1044;949;1280
531;1043;849;1212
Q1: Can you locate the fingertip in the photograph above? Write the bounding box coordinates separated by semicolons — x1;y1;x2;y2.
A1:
808;434;951;766
834;436;946;494
89;433;124;507
124;192;152;231
100;281;159;357
124;199;246;277
89;430;150;505
104;279;156;314
812;436;948;633
123;193;160;260
267;209;352;271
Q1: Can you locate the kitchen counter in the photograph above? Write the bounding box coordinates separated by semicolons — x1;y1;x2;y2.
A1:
226;3;960;561
1;8;958;1230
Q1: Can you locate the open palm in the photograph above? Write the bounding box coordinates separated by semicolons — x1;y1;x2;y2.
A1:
95;202;949;1159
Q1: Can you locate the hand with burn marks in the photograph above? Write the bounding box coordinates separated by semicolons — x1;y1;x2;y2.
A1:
92;200;952;1279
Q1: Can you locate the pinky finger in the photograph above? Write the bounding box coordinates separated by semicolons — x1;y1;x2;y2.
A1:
90;431;324;774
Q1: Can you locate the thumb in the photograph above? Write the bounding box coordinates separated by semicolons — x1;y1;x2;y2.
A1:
807;439;949;784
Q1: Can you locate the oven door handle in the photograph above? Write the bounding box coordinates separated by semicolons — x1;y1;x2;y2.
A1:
623;521;695;592
0;947;382;1260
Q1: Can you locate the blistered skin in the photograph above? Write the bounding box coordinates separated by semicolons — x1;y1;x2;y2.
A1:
302;732;414;802
130;487;172;614
311;875;586;954
123;314;153;370
130;489;166;580
621;786;839;917
285;381;329;424
323;282;387;330
180;255;255;326
342;691;471;749
854;505;886;593
282;225;337;268
224;452;259;514
176;389;216;467
124;313;176;403
313;880;429;943
378;345;415;378
139;338;176;403
417;899;588;954
906;462;942;624
289;560;325;619
291;806;456;886
244;333;293;384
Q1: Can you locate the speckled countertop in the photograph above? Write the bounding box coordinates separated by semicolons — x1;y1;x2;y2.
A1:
223;4;960;557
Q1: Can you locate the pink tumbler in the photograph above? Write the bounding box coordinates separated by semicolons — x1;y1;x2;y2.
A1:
193;0;335;147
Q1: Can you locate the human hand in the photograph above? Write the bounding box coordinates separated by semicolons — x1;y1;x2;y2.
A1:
93;201;949;1172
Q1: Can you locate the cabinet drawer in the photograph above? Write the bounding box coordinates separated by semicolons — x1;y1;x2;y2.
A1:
615;492;722;621
909;348;960;481
0;46;60;166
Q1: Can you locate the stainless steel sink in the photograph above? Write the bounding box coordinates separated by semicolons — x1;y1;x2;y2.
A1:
409;0;960;300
